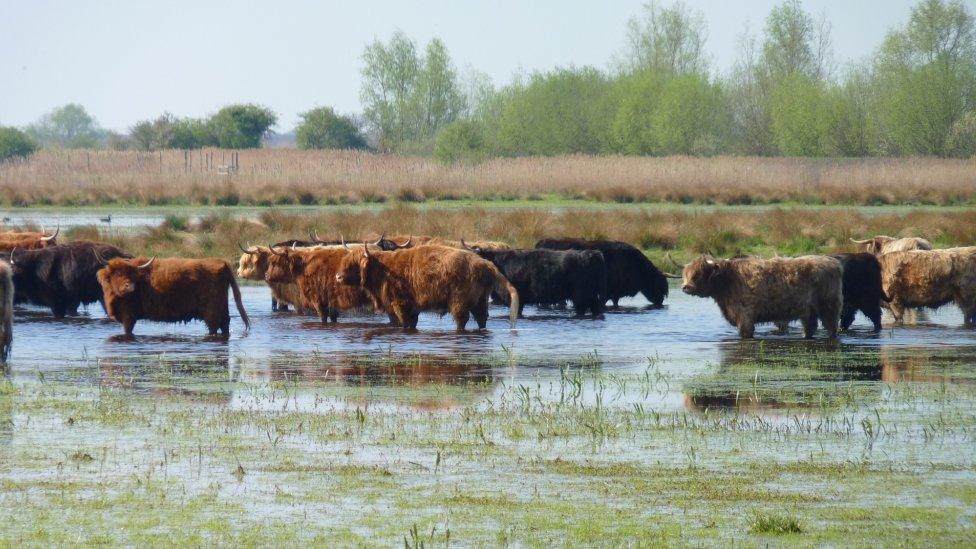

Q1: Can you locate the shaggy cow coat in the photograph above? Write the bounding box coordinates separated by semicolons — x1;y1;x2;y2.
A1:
378;235;511;252
335;245;519;331
264;247;375;323
237;246;306;313
0;261;13;361
681;255;843;339
852;236;932;255
535;238;669;307
6;241;130;317
0;228;59;252
832;253;886;332
470;247;607;318
878;247;976;325
97;257;249;337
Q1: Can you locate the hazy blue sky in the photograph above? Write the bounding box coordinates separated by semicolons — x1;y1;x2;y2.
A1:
2;0;967;131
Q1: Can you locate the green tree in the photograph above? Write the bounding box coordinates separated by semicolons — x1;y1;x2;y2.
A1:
492;67;613;156
361;32;464;151
130;114;178;151
207;104;276;149
434;120;488;164
0;127;38;161
761;0;832;82
873;0;976;155
620;1;708;75
27;103;103;148
769;74;834;156
296;107;367;150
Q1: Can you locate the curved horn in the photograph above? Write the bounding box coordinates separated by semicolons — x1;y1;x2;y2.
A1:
310;230;326;243
40;224;59;242
665;251;682;270
373;232;385;246
662;271;682;279
268;244;285;256
341;235;350;251
396;236;412;249
137;256;156;269
92;248;108;265
849;237;870;244
291;243;297;250
238;242;257;255
460;238;474;251
9;247;16;266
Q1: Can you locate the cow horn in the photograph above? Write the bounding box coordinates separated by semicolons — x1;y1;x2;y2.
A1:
9;247;16;265
291;243;297;250
662;272;682;279
341;235;350;251
362;240;370;257
93;249;108;265
268;244;285;256
238;242;257;255
40;224;59;242
310;230;325;243
665;251;682;270
373;233;385;246
849;237;870;244
138;256;156;269
396;236;411;249
460;238;473;251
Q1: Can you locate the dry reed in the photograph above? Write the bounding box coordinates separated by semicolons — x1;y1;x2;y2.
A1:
1;149;974;207
62;205;976;263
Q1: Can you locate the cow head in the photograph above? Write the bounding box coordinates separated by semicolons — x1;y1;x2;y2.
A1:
38;225;59;247
237;243;271;280
850;236;892;255
264;245;304;283
374;233;412;251
97;256;155;297
335;243;373;286
681;255;725;297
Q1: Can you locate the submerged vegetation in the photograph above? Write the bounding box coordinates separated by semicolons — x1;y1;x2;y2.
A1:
1;344;975;544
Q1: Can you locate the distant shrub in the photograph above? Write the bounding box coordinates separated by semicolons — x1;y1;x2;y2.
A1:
0;127;38;162
434;120;488;164
296;107;367;150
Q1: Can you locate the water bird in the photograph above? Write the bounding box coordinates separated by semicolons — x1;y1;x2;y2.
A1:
100;214;112;224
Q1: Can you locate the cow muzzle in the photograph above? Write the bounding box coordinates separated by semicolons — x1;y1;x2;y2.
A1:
681;284;695;295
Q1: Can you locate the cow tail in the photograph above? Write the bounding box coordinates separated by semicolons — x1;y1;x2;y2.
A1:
0;266;11;361
491;268;519;328
229;273;251;332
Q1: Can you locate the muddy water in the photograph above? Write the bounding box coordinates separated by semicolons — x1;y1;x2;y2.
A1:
6;281;976;415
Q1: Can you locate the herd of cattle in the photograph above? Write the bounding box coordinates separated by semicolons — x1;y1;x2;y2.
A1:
0;227;972;361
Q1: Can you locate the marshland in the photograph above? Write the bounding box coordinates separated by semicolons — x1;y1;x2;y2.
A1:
4;0;976;545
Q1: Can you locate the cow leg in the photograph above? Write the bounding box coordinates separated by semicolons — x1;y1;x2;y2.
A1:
473;295;489;329
889;301;906;324
315;306;329;324
840;304;857;331
453;310;470;332
802;313;818;339
736;320;755;339
611;298;619;309
328;308;339;323
220;312;230;336
864;305;883;333
773;321;790;334
387;312;400;326
121;317;136;337
271;298;279;312
50;304;67;319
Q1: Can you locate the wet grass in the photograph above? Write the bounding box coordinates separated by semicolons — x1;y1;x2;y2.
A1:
1;345;975;544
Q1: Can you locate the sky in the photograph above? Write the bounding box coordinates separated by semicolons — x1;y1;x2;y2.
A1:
1;0;967;132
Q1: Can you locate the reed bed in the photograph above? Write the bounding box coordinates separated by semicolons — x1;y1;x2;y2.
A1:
64;205;976;262
2;149;974;206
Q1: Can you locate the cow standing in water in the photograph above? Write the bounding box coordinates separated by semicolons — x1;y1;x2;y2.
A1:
237;245;306;313
878;247;976;326
97;257;249;337
535;238;669;307
681;255;842;339
335;244;519;331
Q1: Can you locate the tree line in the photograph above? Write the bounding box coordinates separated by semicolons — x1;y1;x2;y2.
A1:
1;0;974;163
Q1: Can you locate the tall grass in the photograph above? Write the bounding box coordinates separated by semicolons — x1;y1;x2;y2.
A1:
1;149;974;207
62;205;976;261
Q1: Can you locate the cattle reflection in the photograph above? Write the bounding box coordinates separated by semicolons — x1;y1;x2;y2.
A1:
241;352;496;411
683;340;883;412
97;350;234;406
880;346;976;384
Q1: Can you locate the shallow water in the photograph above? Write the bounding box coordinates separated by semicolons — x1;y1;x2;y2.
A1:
7;282;976;414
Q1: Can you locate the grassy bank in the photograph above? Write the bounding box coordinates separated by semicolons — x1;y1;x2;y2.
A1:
1;149;974;207
58;204;976;263
1;345;974;544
